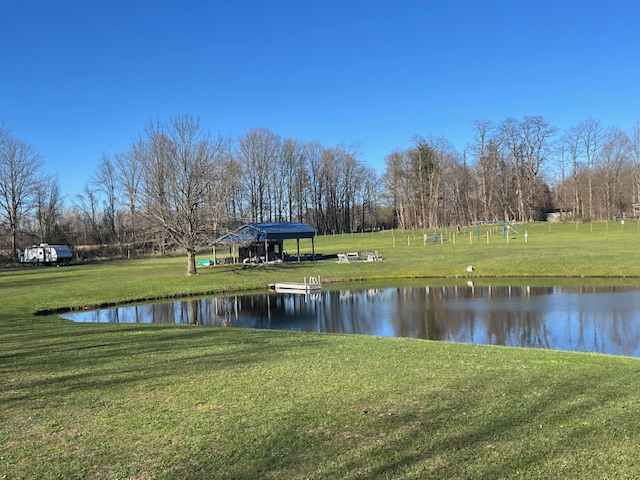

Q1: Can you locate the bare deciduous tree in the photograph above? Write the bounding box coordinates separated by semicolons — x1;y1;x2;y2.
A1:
116;147;143;249
75;184;103;244
0;129;41;257
562;127;583;217
630;123;640;204
93;155;119;243
34;176;62;243
239;129;280;222
599;129;630;218
577;119;603;220
139;116;221;275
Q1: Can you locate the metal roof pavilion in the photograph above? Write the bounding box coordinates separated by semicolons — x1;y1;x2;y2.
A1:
212;222;316;263
247;222;316;240
213;222;315;246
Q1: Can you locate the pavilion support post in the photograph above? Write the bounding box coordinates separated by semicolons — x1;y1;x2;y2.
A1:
312;237;315;260
264;238;268;262
213;245;216;266
296;238;300;263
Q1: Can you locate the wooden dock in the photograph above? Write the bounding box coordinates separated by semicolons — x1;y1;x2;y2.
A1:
268;276;321;294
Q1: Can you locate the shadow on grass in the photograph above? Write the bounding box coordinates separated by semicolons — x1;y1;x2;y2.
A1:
0;272;83;290
223;262;316;276
1;324;327;407
163;367;640;479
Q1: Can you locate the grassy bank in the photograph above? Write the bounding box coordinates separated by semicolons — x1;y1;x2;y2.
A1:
3;222;640;479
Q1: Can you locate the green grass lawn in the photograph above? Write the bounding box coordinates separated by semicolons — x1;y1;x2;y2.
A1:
3;222;640;479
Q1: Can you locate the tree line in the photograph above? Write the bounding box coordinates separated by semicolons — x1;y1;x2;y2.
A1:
0;117;381;272
385;116;640;228
2;115;640;272
385;116;555;228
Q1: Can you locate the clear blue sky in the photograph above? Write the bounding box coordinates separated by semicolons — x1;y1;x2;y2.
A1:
1;1;639;195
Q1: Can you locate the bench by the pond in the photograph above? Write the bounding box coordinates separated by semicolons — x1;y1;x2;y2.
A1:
337;251;383;263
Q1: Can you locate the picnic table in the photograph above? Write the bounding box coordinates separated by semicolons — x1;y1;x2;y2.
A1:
337;251;384;263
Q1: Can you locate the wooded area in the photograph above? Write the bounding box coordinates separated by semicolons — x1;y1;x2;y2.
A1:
2;115;640;269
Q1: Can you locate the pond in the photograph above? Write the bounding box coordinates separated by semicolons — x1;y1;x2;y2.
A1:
61;282;640;357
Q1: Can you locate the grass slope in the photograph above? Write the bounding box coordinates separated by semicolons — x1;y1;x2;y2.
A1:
3;222;640;479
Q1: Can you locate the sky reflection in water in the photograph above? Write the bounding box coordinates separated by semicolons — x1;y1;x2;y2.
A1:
62;285;640;357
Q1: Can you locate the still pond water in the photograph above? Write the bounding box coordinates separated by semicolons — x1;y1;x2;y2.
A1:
62;283;640;357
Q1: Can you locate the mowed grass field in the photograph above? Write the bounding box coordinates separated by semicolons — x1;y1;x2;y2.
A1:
3;222;640;479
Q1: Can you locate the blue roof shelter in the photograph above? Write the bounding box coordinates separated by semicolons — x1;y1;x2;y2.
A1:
213;222;316;263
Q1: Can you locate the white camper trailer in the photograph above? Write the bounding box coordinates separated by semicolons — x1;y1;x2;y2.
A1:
21;244;74;265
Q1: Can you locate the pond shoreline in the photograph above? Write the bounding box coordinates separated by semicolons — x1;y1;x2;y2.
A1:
38;272;640;316
60;282;640;358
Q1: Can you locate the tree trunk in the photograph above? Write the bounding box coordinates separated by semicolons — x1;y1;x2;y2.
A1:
187;249;197;275
130;206;136;256
12;227;17;260
588;174;593;220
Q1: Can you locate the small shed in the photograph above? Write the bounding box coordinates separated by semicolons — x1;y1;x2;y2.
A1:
213;222;316;263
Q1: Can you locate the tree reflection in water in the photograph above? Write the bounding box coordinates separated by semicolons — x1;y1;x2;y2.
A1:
64;285;640;356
